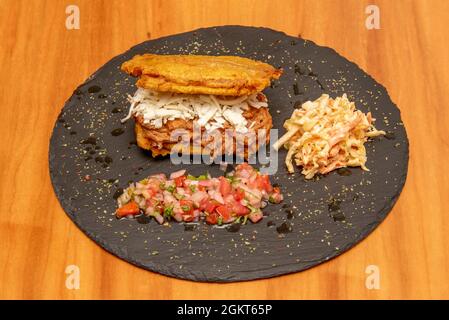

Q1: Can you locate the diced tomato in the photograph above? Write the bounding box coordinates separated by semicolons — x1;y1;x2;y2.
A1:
147;183;160;197
249;211;263;223
269;187;283;203
216;205;231;221
233;203;250;216
179;199;194;215
182;215;195;222
174;175;186;187
223;194;235;205
198;180;212;187
233;188;246;201
116;201;140;218
206;212;219;224
200;199;220;213
256;175;273;193
219;176;232;196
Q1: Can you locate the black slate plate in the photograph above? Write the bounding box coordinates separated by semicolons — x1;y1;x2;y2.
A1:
49;26;408;282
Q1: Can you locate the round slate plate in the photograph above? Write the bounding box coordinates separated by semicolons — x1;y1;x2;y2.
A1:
49;26;408;282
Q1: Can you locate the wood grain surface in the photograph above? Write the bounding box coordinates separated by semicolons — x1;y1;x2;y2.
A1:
0;0;448;300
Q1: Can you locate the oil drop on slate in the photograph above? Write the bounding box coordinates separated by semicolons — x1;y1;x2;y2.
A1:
87;85;102;94
276;222;292;234
111;128;125;136
328;198;346;221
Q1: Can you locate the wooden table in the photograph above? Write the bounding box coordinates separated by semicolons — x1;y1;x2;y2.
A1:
1;0;448;300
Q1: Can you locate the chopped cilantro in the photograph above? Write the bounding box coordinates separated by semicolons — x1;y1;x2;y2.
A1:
227;175;240;185
163;205;173;218
186;174;207;181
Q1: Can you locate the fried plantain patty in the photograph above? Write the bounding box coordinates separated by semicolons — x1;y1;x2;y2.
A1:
121;54;282;96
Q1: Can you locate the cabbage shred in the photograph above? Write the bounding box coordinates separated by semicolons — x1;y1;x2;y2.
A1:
274;94;385;178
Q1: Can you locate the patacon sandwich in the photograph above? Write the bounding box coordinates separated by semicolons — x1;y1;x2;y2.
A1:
120;54;282;158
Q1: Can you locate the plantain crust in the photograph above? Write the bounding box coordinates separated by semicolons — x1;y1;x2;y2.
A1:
121;54;282;96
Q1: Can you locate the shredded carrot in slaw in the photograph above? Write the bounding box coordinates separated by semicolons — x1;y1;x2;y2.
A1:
274;94;385;178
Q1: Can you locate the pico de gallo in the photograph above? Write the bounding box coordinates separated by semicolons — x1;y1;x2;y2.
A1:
116;163;283;225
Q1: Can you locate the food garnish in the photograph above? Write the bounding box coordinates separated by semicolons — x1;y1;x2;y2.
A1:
274;94;385;178
115;163;283;225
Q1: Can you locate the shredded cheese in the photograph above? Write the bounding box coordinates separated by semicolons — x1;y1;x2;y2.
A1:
122;88;268;133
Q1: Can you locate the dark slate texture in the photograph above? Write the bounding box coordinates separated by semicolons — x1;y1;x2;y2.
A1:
49;26;409;282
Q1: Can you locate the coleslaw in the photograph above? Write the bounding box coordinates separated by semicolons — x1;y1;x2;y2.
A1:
274;94;385;178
